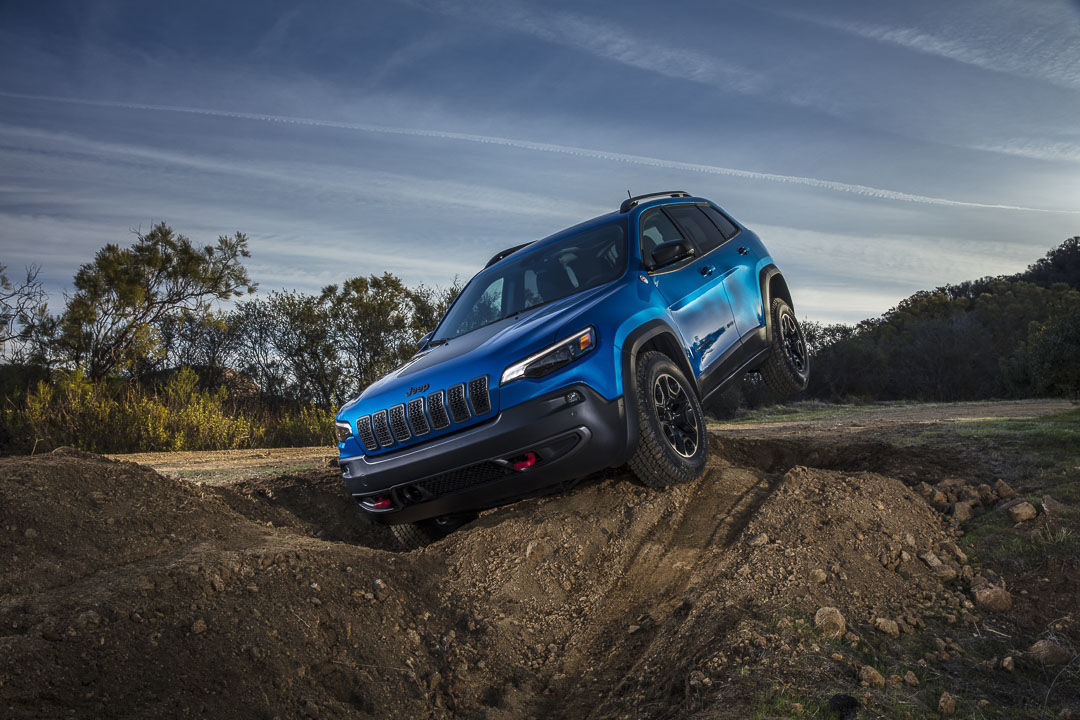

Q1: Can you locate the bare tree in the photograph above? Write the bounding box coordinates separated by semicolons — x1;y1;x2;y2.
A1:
0;262;47;361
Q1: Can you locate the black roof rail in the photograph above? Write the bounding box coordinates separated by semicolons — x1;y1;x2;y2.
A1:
485;242;533;268
620;190;691;214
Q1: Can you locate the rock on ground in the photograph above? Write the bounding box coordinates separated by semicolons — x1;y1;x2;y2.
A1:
859;665;885;688
1006;501;1038;522
1030;639;1070;666
815;607;846;638
973;586;1012;612
939;691;956;716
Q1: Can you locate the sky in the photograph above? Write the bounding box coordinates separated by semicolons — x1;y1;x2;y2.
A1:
1;0;1078;324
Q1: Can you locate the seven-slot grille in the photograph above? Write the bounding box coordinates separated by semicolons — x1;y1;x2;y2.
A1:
353;376;489;453
372;410;393;447
427;390;449;430
406;397;430;435
468;376;491;415
388;404;411;442
355;415;376;451
447;383;470;423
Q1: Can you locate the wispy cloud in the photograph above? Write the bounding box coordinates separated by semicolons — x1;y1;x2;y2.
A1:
0;121;604;220
402;0;765;93
787;6;1080;92
3;91;1076;215
971;138;1080;164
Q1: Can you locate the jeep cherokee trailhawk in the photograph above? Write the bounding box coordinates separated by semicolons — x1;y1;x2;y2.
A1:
334;191;809;547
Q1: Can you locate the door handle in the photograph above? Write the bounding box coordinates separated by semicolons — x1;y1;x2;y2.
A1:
700;265;715;277
737;246;750;256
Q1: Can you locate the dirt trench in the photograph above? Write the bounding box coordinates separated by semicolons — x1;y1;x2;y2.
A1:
0;433;1023;718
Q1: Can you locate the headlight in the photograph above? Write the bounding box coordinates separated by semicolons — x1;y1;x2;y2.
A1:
501;327;595;385
334;420;353;444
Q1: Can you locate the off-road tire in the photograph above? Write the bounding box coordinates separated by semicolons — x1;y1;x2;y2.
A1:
760;298;810;397
627;351;708;489
387;521;443;550
386;512;476;550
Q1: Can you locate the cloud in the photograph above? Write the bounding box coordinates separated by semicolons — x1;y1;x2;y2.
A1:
788;6;1080;92
752;222;1036;322
971;138;1080;164
401;0;764;93
3;91;1076;215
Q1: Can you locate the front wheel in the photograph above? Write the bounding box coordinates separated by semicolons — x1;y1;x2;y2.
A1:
628;351;708;489
760;298;810;397
387;512;476;550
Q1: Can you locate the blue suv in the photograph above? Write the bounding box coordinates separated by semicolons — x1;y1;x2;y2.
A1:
334;191;809;547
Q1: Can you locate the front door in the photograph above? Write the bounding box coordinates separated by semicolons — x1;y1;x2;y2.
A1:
639;207;740;379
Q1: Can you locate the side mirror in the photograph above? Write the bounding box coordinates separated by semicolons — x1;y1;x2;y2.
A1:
650;238;695;269
416;331;434;350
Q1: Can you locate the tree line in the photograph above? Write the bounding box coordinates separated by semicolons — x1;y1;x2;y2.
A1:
709;236;1080;415
2;222;1077;451
1;223;458;453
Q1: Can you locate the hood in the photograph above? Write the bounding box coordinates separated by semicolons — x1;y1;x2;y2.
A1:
337;282;617;455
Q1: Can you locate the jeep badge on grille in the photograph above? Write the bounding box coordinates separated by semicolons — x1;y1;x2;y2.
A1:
407;383;430;397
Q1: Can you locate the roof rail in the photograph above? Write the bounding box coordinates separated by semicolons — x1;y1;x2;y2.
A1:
619;190;691;214
484;242;533;268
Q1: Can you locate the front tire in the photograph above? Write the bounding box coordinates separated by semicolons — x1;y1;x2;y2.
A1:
387;512;476;550
760;298;809;397
628;351;708;488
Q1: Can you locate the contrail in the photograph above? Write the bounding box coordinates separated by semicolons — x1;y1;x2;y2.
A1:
2;90;1076;214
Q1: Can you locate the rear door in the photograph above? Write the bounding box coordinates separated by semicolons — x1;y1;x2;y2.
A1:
639;207;739;379
665;203;761;338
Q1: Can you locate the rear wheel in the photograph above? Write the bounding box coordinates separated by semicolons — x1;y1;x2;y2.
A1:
760;298;809;397
628;351;708;488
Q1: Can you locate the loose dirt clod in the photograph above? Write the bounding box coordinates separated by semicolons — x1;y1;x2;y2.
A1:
939;691;957;715
1007;501;1038;522
1030;639;1070;666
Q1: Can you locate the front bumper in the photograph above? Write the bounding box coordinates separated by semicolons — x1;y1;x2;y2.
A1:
340;384;629;524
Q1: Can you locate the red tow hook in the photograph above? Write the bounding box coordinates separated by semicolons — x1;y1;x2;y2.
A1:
512;452;538;471
364;496;392;510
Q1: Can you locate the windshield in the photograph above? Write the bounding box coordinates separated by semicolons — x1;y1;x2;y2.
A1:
433;220;628;341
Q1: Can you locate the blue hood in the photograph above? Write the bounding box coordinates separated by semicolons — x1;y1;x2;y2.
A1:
337;282;615;455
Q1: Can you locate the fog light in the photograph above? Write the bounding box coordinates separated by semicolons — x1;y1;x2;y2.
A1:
565;390;583;405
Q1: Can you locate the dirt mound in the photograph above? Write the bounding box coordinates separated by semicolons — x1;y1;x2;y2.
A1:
1;448;253;596
0;451;441;719
0;436;1059;718
207;470;396;550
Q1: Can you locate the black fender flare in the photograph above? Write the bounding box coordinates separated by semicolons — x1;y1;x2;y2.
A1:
618;319;697;458
758;265;792;344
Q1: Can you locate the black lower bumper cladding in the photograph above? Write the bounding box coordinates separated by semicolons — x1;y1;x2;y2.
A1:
341;385;629;524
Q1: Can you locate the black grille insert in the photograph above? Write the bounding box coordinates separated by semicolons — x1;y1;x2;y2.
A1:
415;461;511;499
468;375;491;415
447;383;470;423
388;404;410;442
427;390;450;430
355;415;376;451
406;397;430;436
372;410;393;447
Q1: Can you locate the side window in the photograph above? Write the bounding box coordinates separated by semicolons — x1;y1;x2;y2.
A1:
701;205;739;240
639;209;684;268
665;205;726;255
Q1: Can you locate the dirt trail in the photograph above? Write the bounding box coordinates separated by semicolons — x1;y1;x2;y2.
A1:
3;402;1077;718
709;398;1073;438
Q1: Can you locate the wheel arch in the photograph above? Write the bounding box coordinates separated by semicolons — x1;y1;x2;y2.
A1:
619;320;698;458
759;265;792;343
